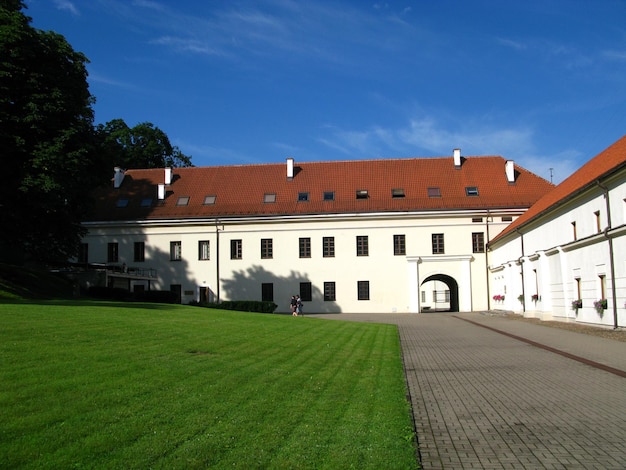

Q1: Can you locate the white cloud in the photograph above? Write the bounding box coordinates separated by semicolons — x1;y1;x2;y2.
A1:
317;115;579;183
54;0;79;16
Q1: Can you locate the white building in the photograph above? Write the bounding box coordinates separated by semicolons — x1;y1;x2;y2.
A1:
488;135;626;328
78;150;553;313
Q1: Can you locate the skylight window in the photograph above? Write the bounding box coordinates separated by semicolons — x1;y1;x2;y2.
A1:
356;190;369;199
427;187;441;198
203;195;216;205
264;193;276;203
391;188;405;198
323;191;335;201
176;196;190;206
465;187;479;196
140;198;152;207
298;192;309;202
116;198;129;208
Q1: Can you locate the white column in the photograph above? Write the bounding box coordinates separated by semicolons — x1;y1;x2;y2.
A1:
407;257;420;313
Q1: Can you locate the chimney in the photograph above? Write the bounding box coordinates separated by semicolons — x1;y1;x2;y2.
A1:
164;167;172;185
113;167;125;188
286;157;294;181
453;148;462;168
158;183;165;200
505;160;515;183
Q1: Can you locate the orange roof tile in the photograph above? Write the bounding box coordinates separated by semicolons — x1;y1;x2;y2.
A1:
490;135;626;245
87;154;555;222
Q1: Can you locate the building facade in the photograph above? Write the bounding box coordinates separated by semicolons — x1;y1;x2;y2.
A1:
488;135;626;328
78;150;553;314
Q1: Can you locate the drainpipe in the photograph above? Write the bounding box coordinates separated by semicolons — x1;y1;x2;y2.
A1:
597;180;618;329
485;211;491;311
215;219;221;303
516;229;525;313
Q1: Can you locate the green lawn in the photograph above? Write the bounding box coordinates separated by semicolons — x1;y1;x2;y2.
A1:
0;301;417;469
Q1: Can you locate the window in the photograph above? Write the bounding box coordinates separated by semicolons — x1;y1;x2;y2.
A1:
107;242;119;263
198;240;210;260
323;237;335;257
116;198;129;208
300;282;312;302
356;236;369;256
78;243;88;263
599;274;606;299
140;198;153;207
472;217;482;223
176;196;190;206
299;238;311;258
357;281;370;300
572;221;577;241
134;242;145;262
393;234;406;255
261;238;273;259
170;241;182;261
324;282;336;301
392;188;405;198
264;193;276;203
230;239;242;260
261;283;273;302
501;216;513;222
427;187;441;198
465;186;479;196
595;211;601;233
298;192;309;202
356;190;369;199
472;232;485;253
323;191;334;201
432;233;444;254
203;195;216;205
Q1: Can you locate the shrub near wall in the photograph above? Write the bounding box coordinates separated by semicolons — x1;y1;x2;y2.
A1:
197;300;278;313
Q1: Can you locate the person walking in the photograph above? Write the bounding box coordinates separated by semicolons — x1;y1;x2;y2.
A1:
296;295;303;316
290;295;298;316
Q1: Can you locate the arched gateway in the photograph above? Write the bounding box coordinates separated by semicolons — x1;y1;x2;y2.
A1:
421;274;459;312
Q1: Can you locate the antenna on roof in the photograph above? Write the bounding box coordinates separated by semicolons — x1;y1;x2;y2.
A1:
549;168;554;184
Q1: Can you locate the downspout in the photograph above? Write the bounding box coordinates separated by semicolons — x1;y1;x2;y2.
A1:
485;211;491;311
597;180;618;329
516;228;525;313
215;219;221;304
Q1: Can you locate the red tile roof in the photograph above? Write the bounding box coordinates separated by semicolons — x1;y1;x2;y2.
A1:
490;135;626;245
87;155;555;222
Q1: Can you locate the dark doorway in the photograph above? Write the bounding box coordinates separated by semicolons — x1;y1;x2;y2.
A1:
421;274;459;312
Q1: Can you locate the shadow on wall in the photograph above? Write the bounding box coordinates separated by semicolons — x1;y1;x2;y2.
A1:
221;265;341;314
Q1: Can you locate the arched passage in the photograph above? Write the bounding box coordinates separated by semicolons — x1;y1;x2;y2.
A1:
421;274;459;312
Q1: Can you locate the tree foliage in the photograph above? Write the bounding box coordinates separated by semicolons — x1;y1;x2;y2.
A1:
0;1;108;263
96;118;193;169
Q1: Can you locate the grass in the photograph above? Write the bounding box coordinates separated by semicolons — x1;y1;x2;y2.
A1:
0;300;418;469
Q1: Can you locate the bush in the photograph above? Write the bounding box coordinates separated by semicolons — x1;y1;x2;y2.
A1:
134;290;179;304
87;286;132;301
194;300;278;313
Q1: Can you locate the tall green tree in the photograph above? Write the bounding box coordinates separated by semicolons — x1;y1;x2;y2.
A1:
96;119;193;169
0;1;108;263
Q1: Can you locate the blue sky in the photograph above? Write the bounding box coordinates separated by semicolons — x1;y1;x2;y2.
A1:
26;0;626;184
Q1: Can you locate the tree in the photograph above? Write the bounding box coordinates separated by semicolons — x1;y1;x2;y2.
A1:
0;1;108;263
96;119;193;169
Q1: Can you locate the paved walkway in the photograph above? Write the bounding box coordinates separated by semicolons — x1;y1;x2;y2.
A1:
309;312;626;469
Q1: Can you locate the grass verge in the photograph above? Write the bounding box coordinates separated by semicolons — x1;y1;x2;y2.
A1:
0;301;417;469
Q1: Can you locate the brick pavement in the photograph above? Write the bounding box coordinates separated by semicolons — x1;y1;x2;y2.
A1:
309;312;626;469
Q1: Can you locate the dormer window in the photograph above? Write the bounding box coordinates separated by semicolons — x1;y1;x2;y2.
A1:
176;196;190;206
465;186;479;196
264;193;276;203
116;198;129;208
427;187;441;198
203;195;216;205
323;191;335;201
392;188;405;198
298;192;309;202
356;190;369;199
